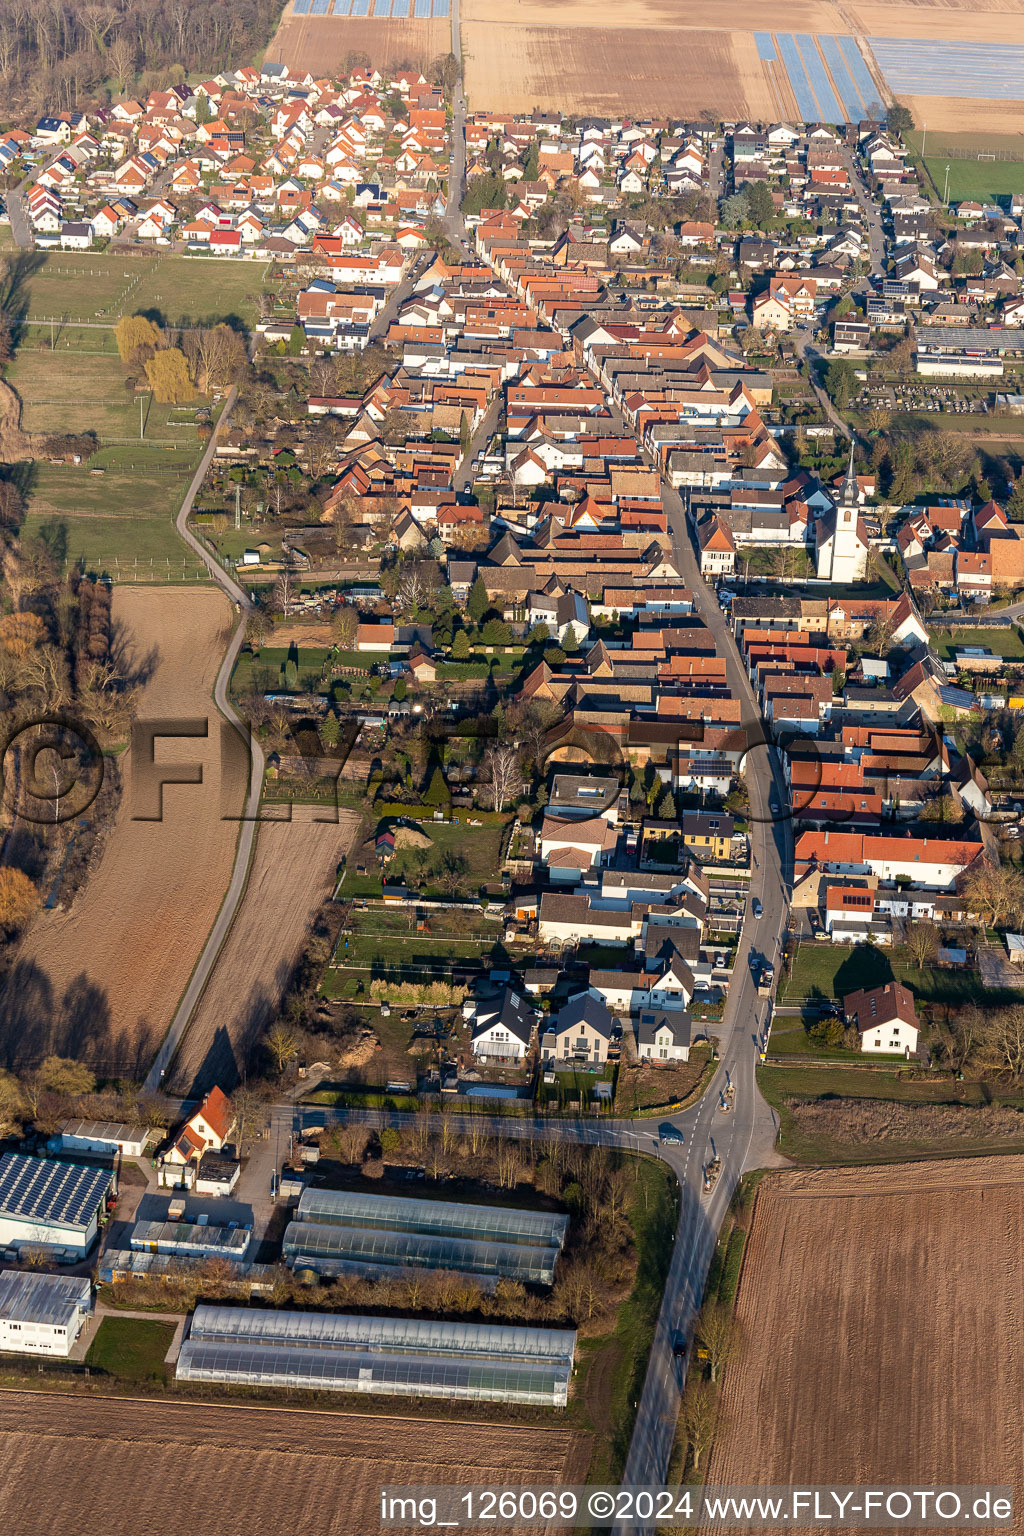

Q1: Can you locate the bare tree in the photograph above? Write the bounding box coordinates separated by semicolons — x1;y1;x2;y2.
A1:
903;919;939;969
992;1006;1024;1077
483;744;523;811
272;570;294;617
697;1304;736;1383
682;1380;718;1471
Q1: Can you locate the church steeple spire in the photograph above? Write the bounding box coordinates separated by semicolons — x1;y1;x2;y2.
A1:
840;439;859;507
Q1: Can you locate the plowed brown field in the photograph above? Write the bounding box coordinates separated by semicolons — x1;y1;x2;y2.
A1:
0;1391;591;1536
462;23;778;117
170;807;362;1095
707;1158;1024;1526
270;12;450;75
0;588;245;1078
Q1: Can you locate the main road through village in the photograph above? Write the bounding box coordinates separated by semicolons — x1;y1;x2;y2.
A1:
151;43;796;1517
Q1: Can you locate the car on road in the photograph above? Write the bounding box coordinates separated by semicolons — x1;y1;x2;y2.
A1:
752;898;763;919
770;799;780;815
658;1123;685;1144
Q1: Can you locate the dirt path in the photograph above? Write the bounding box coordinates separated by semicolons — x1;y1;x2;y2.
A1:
0;587;246;1077
169;807;362;1096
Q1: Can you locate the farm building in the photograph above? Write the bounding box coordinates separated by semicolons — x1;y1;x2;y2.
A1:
0;1153;113;1257
176;1305;576;1407
283;1188;568;1286
54;1121;151;1159
0;1270;93;1357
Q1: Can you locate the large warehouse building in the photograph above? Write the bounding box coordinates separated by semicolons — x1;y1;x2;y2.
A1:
0;1153;113;1258
282;1189;569;1286
177;1305;576;1406
0;1270;93;1356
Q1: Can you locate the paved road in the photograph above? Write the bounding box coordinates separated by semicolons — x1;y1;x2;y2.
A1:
442;0;472;259
143;385;265;1092
453;391;501;491
7;178;31;250
368;250;432;342
841;147;886;277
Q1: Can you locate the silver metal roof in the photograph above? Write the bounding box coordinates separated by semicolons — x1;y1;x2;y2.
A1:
0;1268;91;1327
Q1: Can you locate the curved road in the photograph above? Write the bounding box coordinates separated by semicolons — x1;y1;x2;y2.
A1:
143;385;265;1091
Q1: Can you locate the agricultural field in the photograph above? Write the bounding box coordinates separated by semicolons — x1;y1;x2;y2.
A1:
271;9;450;75
170;808;362;1096
459;0;1024;126
0;587;246;1079
708;1159;1024;1500
0;1392;591;1536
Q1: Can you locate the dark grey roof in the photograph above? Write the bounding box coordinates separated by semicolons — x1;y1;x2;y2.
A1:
472;986;536;1046
0;1153;111;1231
636;1009;692;1049
548;992;612;1040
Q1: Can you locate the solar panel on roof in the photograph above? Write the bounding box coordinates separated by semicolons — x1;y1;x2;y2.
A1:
0;1153;110;1231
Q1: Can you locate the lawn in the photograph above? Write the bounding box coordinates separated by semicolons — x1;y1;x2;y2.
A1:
781;940;1018;1014
85;1316;175;1383
21;459;208;578
324;903;516;998
8;337;215;576
8;349;210;444
22;252;161;323
579;1156;678;1481
928;625;1024;662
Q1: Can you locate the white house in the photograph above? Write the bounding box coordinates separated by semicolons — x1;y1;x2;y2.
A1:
843;981;920;1056
468;987;536;1061
0;1270;92;1356
635;1009;693;1063
541;993;613;1065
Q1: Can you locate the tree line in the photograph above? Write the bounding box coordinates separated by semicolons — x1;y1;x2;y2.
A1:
0;0;282;114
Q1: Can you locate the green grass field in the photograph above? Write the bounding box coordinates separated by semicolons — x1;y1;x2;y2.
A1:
85;1316;175;1382
8;342;214;576
906;134;1024;204
20;251;276;328
928;625;1024;661
781;940;1018;1014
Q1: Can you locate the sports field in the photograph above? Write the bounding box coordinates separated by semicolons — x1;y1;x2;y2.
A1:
906;132;1024;204
708;1158;1024;1507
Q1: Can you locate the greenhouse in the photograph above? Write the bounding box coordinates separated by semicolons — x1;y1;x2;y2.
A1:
295;1188;569;1247
176;1305;576;1406
282;1189;569;1285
